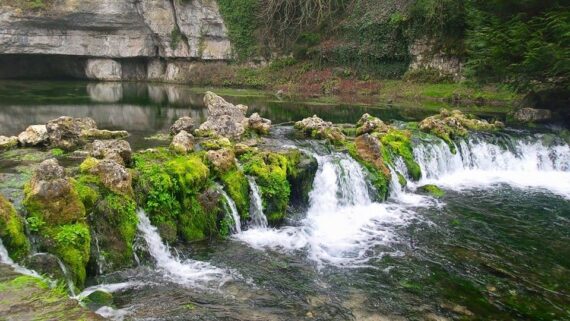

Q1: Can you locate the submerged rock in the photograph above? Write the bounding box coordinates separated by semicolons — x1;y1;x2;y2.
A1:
512;108;552;123
17;125;48;146
248;113;272;135
417;184;445;198
0;194;30;261
83;290;114;310
90;139;133;166
170;130;195;154
196;92;249;139
0;136;18;151
170;116;194;135
294;115;345;144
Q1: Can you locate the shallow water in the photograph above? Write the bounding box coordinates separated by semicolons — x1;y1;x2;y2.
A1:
1;81;569;321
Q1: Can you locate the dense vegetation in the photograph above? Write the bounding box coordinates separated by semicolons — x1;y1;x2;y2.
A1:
218;0;569;92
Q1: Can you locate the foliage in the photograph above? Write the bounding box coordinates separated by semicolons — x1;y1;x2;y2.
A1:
48;223;91;286
465;0;570;92
217;0;261;60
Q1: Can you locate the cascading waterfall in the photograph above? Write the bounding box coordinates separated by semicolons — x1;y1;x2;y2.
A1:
412;133;570;198
0;239;40;277
218;185;242;233
136;209;232;288
247;176;268;228
237;153;416;267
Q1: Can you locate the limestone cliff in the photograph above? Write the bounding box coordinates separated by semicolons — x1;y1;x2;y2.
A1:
0;0;231;80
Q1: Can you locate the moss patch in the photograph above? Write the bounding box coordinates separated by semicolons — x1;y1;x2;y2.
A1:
220;168;250;220
418;184;445;198
0;195;30;262
380;129;422;181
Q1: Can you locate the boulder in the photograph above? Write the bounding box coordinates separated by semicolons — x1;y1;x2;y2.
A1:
88;159;133;196
90;140;133;166
22;253;66;280
170;116;194;135
170;130;195;154
294;115;346;144
196;92;248;139
24;159;85;225
207;148;235;172
17;125;48;146
356;114;389;136
513;108;552;123
248;113;272;135
0;136;18;151
46;116;97;150
354;134;391;177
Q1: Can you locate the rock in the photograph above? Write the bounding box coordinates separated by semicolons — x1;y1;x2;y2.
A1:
200;137;232;151
170;130;195;154
196;92;249;139
81;129;129;140
287;151;318;206
294;115;346;144
513;108;552;123
84;290;114;310
0;194;30;261
22;253;66;280
85;59;122;81
0;136;18;151
90;140;132;166
170;116;194;135
234;143;256;156
24;159;86;226
248;113;272;135
88;159;133;196
17;125;48;146
417;184;445;198
356;114;389;135
207;148;235;172
46;116;97;150
354;134;391;178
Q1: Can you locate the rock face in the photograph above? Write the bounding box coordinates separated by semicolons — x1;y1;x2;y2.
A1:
170;117;194;135
90;140;133;166
196;92;249;139
17;125;48;146
0;0;232;81
513;108;552;123
170;130;195;154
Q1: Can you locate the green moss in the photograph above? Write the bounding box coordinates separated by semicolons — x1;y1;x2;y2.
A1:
98;194;138;264
48;223;91;286
418;184;445;198
23;180;86;226
345;142;390;200
50;148;65;157
79;157;99;173
82;290;113;309
73;179;99;211
217;0;260;60
178;195;217;242
165;155;209;193
200;137;232;150
239;151;291;224
0;195;30;262
380;129;422;181
220;169;250;220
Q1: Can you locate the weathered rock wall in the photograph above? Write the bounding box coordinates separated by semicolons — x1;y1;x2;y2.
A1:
0;0;232;80
408;38;464;81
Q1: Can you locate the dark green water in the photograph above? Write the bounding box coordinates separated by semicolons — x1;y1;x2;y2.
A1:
1;81;569;321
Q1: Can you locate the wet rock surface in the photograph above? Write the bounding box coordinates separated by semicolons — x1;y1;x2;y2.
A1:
90;139;133;166
17;125;48;147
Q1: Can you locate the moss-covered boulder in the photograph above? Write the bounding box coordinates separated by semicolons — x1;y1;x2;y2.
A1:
294;115;346;145
417;184;445;198
0;135;19;151
380;129;422;181
82;157;133;197
133;149;219;243
170;130;195;154
200;137;232;151
220;168;250;221
419;109;504;153
207;148;235;173
356;113;390;136
284;150;318;207
83;290;114;310
347;135;391;200
23;159;90;286
0;194;30;262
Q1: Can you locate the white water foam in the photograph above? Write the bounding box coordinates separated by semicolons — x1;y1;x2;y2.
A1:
247;176;268;228
136;209;233;289
412;135;570;198
236;153;419;267
219;186;242;233
0;238;40;277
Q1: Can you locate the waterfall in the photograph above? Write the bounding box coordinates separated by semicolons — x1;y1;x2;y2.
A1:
247;176;268;228
0;239;40;278
218;185;242;234
236;153;414;267
412;133;570;198
136;209;232;288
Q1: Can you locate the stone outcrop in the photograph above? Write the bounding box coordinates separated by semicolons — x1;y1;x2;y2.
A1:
170;116;194;135
46;116;128;150
356;114;389;136
85;159;133;196
0;0;232;81
170;130;195;154
196;92;271;140
294;115;345;144
409;38;464;81
207;148;235;172
17;125;48;146
90;140;133;166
